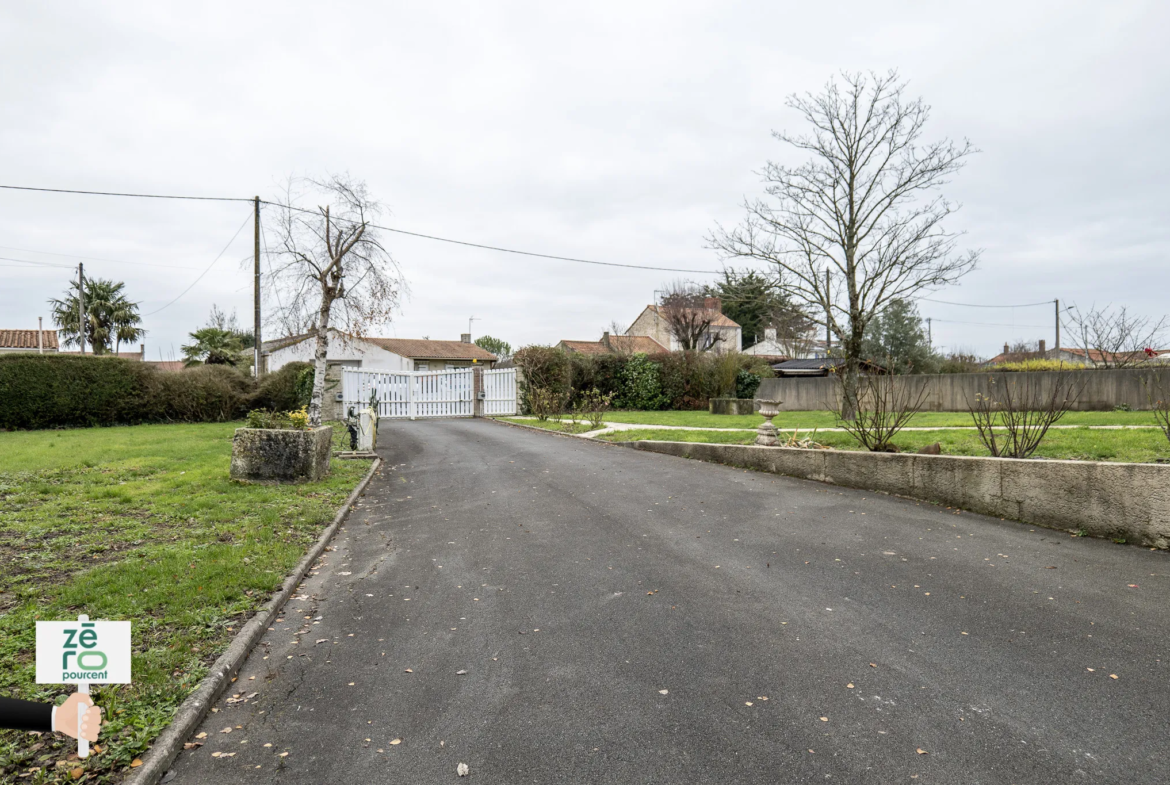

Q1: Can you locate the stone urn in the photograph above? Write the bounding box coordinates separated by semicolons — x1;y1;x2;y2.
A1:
756;399;782;446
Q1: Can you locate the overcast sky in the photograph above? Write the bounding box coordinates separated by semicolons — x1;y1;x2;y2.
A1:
2;1;1168;360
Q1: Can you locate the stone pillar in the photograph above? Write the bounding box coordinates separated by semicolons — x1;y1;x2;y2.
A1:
473;367;485;417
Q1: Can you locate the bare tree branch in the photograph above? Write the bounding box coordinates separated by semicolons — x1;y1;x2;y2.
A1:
1066;304;1167;369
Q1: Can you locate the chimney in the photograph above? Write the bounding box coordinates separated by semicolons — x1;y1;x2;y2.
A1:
460;333;471;343
602;331;610;349
38;317;44;354
703;297;722;313
1004;342;1009;354
140;343;145;360
764;327;777;343
1039;339;1046;356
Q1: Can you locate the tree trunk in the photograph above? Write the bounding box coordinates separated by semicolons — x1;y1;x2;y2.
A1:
307;298;333;426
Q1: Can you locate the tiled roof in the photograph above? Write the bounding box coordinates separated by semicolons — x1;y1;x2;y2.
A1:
645;304;740;329
366;338;497;361
0;329;58;350
262;333;313;353
559;336;667;355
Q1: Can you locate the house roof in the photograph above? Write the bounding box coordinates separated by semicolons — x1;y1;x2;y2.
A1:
558;335;667;355
981;347;1152;366
262;331;497;362
0;329;58;350
365;338;497;361
643;304;740;329
773;357;886;375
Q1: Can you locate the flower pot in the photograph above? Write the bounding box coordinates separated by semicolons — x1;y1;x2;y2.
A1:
230;425;333;483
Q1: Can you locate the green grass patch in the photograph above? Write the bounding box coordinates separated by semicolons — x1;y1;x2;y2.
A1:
501;418;602;434
597;426;1170;463
597;409;1162;430
0;422;371;783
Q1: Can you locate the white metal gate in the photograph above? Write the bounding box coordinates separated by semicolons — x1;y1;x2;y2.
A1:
483;368;518;416
342;367;516;419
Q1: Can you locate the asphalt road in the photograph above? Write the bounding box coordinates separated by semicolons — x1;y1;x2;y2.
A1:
169;419;1169;784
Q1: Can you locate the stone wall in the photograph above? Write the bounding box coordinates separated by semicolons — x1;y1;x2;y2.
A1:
756;367;1165;412
623;440;1170;549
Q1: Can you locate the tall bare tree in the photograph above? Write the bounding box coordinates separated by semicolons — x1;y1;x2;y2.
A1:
1066;304;1167;369
710;70;979;413
658;280;723;352
266;175;404;425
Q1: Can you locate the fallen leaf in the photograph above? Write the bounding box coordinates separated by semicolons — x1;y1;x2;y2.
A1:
220;727;233;734
457;762;469;776
456;669;468;675
390;738;402;745
1086;668;1095;672
846;683;854;689
130;759;143;768
745;701;753;706
658;689;669;695
404;668;413;673
1110;674;1118;680
183;742;203;750
869;663;877;668
917;748;928;755
820;717;828;722
279;752;289;757
263;743;272;748
195;732;208;740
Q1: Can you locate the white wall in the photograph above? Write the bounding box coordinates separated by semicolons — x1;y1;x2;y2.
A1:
266;331;411;373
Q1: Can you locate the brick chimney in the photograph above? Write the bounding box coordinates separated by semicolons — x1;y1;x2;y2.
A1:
703;297;722;313
460;333;471;343
1004;342;1009;354
1039;339;1046;356
602;331;611;350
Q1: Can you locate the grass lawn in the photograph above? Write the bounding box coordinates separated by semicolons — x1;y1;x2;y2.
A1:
597;425;1170;463
0;422;372;784
597;409;1163;430
501;418;602;435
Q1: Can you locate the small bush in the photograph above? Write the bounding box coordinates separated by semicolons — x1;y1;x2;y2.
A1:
245;406;310;430
527;386;566;421
735;369;762;400
616;354;667;410
577;387;615;429
252;362;313;411
514;346;571;414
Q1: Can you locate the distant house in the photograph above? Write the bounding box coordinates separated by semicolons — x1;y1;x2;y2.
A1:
0;329;58;353
773;358;886;377
626;298;742;354
60;344;146;361
556;333;667;355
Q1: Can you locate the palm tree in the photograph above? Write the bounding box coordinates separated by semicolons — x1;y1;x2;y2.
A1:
181;327;245;366
50;278;146;354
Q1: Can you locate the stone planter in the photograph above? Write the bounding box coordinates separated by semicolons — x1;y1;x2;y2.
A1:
230;425;333;483
755;399;781;446
709;397;759;416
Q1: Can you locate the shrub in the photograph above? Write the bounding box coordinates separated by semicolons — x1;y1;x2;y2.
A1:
735;369;762;400
576;387;615;428
0;354;149;429
145;364;253;422
246;405;310;430
992;359;1085;373
514;346;571;414
252;361;313;411
616;353;667;410
527;386;567;421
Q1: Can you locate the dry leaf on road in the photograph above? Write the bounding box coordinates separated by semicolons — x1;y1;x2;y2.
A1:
457;762;470;776
917;748;928;755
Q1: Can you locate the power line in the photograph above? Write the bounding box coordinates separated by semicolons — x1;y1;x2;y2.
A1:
0;184;251;202
259;200;721;274
0;248;205;271
142;212;252;316
930;317;1050;329
0;256;75;269
918;296;1053;309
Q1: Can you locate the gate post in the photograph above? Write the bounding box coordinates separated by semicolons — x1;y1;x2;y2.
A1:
473;367;485;418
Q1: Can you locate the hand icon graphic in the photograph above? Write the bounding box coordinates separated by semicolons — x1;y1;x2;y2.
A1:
54;692;101;742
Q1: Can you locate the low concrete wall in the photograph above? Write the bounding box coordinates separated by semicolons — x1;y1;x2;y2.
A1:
709;397;758;415
757;367;1163;412
624;440;1170;549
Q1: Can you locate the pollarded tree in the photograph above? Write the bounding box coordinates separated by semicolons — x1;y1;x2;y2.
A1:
710;70;979;414
265;175;405;425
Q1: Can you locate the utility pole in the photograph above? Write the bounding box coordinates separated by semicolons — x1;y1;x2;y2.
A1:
78;263;86;354
824;269;832;354
1054;298;1060;354
253;196;262;377
38;316;44;354
926;317;932;348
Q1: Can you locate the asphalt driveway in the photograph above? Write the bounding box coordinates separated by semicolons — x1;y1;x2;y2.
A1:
168;418;1169;784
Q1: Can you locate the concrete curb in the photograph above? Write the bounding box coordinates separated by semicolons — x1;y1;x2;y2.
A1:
122;457;383;785
486;417;612;442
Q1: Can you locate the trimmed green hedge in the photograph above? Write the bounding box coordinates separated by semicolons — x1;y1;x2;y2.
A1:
0;355;312;430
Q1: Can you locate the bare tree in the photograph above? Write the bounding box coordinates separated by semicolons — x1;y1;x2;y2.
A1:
1066;304;1167;369
710;70;979;415
266;175;405;425
658;280;723;352
966;372;1084;459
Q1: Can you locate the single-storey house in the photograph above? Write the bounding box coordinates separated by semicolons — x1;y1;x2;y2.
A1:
0;329;58;353
556;333;666;355
625;298;742;354
982;340;1170;368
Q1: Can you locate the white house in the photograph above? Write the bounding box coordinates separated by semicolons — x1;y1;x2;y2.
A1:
263;330;498;419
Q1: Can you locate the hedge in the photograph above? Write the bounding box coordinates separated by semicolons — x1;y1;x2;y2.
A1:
512;348;775;414
0;354;313;430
